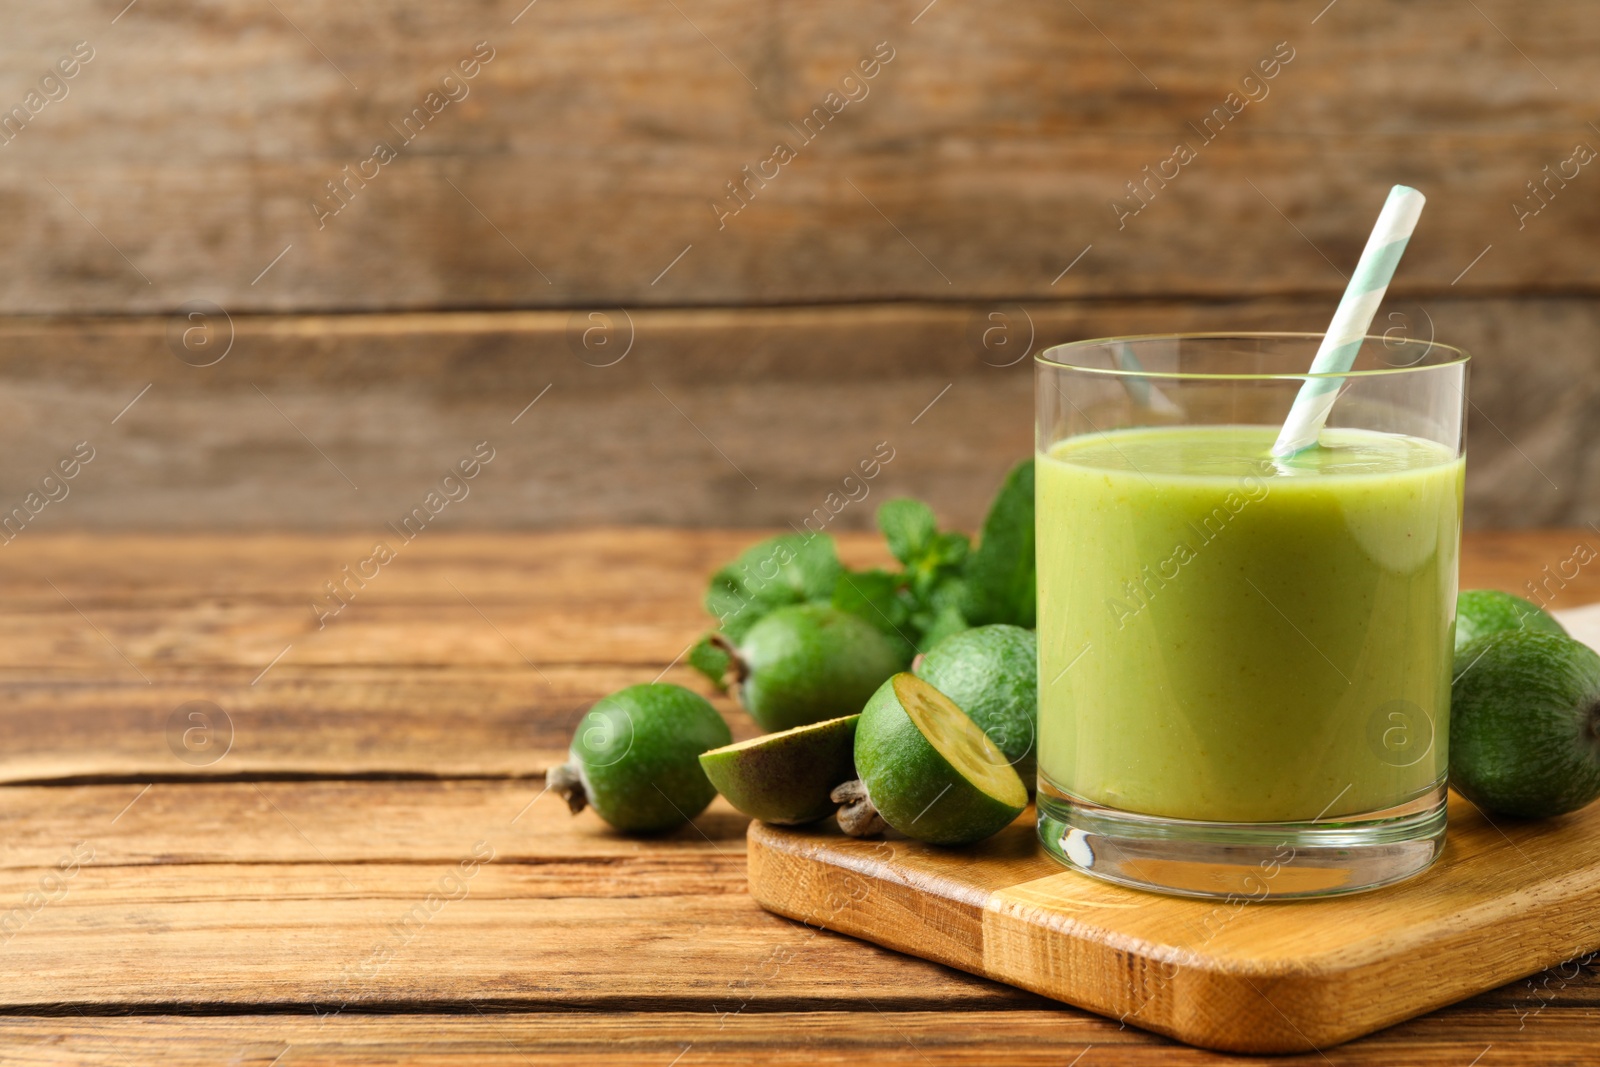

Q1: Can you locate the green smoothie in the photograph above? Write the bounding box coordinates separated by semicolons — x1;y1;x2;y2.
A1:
1037;424;1463;823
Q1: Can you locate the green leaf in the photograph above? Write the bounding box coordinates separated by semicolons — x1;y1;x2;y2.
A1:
910;576;970;652
917;606;971;653
915;530;969;585
961;459;1036;628
877;498;937;566
687;634;732;690
832;568;917;665
930;531;971;566
902;531;963;600
832;568;910;634
704;533;842;641
928;573;969;614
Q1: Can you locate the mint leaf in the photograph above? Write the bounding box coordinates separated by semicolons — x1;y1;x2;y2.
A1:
917;606;970;652
832;568;916;665
704;533;841;641
832;568;911;636
903;530;968;606
688;633;732;690
961;459;1036;628
877;498;937;567
872;500;971;653
912;576;970;651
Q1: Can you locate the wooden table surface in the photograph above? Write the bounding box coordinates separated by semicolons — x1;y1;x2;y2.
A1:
3;528;1598;1065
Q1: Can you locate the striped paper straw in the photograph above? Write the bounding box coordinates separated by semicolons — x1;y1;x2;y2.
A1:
1272;185;1427;457
1113;343;1182;415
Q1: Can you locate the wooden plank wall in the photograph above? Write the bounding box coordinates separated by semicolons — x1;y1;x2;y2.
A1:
0;0;1596;529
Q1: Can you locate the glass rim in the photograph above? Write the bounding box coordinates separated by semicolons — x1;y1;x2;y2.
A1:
1036;331;1470;380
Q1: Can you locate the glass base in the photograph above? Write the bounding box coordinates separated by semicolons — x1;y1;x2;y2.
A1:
1037;782;1447;900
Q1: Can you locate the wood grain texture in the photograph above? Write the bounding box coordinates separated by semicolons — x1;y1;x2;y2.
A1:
0;297;1597;531
4;1;1599;534
0;782;1035;1012
749;795;1600;1054
0;668;676;783
1;1;1597;313
6;1009;1600;1067
0;778;1591;1054
0;529;1593;785
0;531;1596;1063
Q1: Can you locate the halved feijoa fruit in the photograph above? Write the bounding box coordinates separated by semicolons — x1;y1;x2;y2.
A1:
913;624;1038;790
698;714;859;825
839;673;1027;845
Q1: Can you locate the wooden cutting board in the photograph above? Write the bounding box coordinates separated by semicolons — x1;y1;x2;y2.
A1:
748;603;1600;1054
748;799;1600;1053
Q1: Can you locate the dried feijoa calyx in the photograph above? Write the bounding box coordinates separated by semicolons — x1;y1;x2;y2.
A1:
713;604;904;732
698;714;859;826
840;673;1027;846
547;683;731;833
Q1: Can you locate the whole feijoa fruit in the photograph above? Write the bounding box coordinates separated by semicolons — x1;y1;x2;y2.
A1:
1455;589;1567;656
914;624;1038;790
699;714;859;825
548;683;731;833
718;604;904;731
1450;632;1600;819
837;673;1027;846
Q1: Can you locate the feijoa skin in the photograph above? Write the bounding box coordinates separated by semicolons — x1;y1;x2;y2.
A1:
726;604;905;732
844;673;1027;846
1455;590;1568;655
914;624;1038;790
699;714;859;825
548;683;732;833
1450;632;1600;819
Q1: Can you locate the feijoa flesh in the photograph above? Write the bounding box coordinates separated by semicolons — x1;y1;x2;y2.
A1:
837;673;1027;845
913;624;1038;791
699;714;859;825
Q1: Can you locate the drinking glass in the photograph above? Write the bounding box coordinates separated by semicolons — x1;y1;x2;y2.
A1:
1035;333;1468;899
